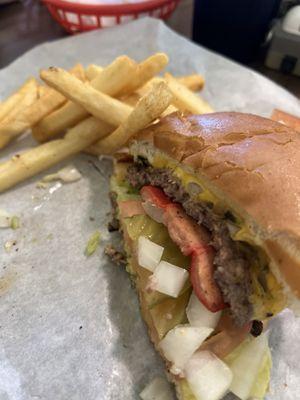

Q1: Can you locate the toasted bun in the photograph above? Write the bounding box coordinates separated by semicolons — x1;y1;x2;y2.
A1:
132;112;300;309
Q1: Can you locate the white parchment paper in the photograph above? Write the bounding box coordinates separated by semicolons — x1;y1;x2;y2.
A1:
0;18;300;400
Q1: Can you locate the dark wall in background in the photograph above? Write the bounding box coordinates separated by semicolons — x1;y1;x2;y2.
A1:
193;0;281;63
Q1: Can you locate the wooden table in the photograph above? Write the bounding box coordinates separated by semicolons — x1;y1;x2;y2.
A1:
0;0;66;68
0;0;299;98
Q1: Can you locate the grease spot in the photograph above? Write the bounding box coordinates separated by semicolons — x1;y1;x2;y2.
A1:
0;272;16;296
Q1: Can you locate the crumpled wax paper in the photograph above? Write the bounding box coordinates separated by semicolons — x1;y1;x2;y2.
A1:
0;18;300;400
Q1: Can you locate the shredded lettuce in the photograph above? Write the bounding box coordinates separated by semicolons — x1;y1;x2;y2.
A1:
0;210;20;229
85;231;101;257
111;175;140;202
177;380;197;400
225;338;272;399
249;348;272;399
10;216;20;230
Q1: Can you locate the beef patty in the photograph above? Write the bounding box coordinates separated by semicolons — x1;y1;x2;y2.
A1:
125;160;253;326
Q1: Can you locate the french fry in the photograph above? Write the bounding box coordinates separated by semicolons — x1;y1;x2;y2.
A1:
40;67;132;126
138;78;178;118
38;85;51;98
161;104;178;117
120;76;164;106
0;86;65;146
37;64;84;100
0;79;38;149
33;56;136;142
121;73;203;108
0;64;87;150
88;81;173;155
85;64;103;81
119;95;177;119
0;81;171;192
0;78;35;123
139;74;204;96
0;117;113;193
177;74;205;92
118;53;169;95
165;73;213;114
91;57;136;96
121;92;141;107
0;64;84;149
136;76;164;97
271;109;300;132
134;77;178;118
0;78;38;126
71;63;86;82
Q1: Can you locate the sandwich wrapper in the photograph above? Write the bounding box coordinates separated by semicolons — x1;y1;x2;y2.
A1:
0;18;300;400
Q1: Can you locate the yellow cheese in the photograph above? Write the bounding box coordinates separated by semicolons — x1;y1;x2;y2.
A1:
225;338;272;399
250;262;286;320
233;225;257;245
177;380;197;400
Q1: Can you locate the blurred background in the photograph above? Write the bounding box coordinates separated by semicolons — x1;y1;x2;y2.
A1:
0;0;300;96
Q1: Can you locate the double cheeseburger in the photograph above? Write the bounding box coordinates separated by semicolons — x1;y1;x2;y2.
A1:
107;112;300;400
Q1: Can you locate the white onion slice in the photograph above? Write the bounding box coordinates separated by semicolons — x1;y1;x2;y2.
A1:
0;209;12;228
43;165;82;183
138;236;164;272
142;201;165;224
139;376;173;400
228;332;269;400
159;325;213;374
150;261;189;298
186;292;221;329
184;350;233;400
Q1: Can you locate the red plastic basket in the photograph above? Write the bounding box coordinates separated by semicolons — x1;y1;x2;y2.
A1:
43;0;180;33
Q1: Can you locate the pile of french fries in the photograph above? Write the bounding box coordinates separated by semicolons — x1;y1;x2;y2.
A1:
0;53;213;193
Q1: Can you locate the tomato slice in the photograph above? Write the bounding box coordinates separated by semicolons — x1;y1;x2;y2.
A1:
191;250;226;312
140;185;225;312
163;203;211;256
140;186;171;209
